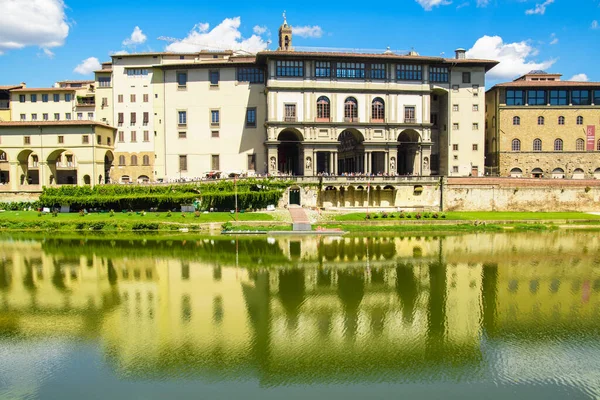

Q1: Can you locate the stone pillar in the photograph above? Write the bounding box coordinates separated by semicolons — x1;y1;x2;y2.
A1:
267;145;278;175
421;144;432;176
333;152;338;176
329;152;334;175
384;152;389;174
9;162;19;191
364;152;369;174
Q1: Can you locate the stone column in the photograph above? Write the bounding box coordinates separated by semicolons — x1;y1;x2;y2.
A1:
333;152;338;176
363;152;368;174
384;152;389;174
9;162;19;191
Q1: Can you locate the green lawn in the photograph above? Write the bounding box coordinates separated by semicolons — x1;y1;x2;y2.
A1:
0;210;274;223
334;211;600;222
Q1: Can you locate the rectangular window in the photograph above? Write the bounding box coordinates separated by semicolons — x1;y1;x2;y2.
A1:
472;85;479;96
31;113;37;121
118;113;124;126
20;114;25;121
130;112;136;125
211;154;220;171
315;61;331;78
82;135;89;144
472;104;479;111
126;68;148;76
143;131;149;142
527;90;546;105
247;154;256;170
336;62;365;79
370;63;386;80
452;84;459;92
473;144;478;151
77;113;83;120
98;77;111;87
179;155;187;172
571;90;591;105
594;90;600;105
211;110;220;126
404;106;416;123
211;130;219;138
177;72;188;87
246;108;256;128
284;104;296;122
19;95;25;103
118;131;124;142
53;94;60;102
65;94;72;102
65;113;71;120
24;136;31;145
54;113;60;121
178;111;187;125
549;90;568;105
209;70;220;86
472;123;479;130
452;123;459;130
397;64;422;80
143;94;149;103
31;94;37;102
58;135;64;144
452;104;459;112
42;94;48;102
130;131;137;142
453;144;459;151
178;131;187;139
453;166;459;173
506;89;525;105
429;67;449;82
101;97;108;107
143;112;149;125
88;112;93;119
43;113;48;121
237;67;264;83
462;72;471;84
276;60;304;77
130;94;136;103
118;94;123;103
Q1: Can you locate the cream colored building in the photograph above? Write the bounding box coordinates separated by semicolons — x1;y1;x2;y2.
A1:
0;121;115;190
485;71;600;178
10;87;77;123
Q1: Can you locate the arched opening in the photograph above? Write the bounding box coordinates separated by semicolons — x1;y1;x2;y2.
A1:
371;97;384;122
572;168;585;179
594;168;600;179
16;150;40;186
47;150;77;185
551;168;565;179
83;175;91;185
137;175;150;183
289;185;301;206
510;167;523;178
337;129;365;174
397;130;421;175
344;97;358;122
104;151;114;184
0;150;9;185
277;130;303;175
120;175;130;184
531;168;543;178
316;96;330;122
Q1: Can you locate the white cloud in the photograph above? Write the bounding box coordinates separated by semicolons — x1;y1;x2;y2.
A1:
569;73;589;82
110;50;129;55
415;0;452;10
525;0;554;15
549;33;558;45
253;25;268;35
476;0;489;6
42;48;55;58
165;17;268;54
456;2;469;9
466;35;556;80
292;26;323;38
0;0;69;55
122;26;147;47
73;57;101;75
592;20;599;29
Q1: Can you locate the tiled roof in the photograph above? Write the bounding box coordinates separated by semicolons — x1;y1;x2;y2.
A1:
0;120;116;130
491;81;600;88
56;80;94;84
11;87;75;92
0;85;24;90
94;69;112;73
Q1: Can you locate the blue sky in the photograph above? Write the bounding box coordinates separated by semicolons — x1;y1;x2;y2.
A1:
1;0;599;87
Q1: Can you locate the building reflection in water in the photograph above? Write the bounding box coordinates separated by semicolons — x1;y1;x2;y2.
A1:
0;233;599;386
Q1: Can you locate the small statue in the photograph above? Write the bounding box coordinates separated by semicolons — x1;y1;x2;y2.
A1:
390;157;396;171
305;156;312;169
270;157;276;171
423;157;429;169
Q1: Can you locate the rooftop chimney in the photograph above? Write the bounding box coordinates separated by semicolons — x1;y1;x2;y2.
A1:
20;82;26;88
455;48;466;59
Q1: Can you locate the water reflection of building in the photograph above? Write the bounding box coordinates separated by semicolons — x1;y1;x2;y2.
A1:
0;233;599;384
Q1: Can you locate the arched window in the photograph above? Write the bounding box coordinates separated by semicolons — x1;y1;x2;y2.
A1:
513;116;520;125
316;96;330;121
131;155;138;165
118;155;125;165
344;97;358;121
533;138;542;152
558;116;565;125
511;139;521;152
576;138;585;151
554;138;563;151
142;155;150;166
577;116;583;125
371;97;385;122
537;116;544;125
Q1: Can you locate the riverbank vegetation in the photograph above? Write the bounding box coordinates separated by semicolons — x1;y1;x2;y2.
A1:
334;211;600;221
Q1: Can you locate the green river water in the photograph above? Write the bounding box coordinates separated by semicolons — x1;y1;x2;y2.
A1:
0;231;599;399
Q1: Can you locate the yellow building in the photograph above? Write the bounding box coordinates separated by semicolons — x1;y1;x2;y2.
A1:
485;71;600;178
0;121;115;190
0;84;23;122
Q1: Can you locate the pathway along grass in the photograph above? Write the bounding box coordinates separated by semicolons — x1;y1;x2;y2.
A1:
334;211;600;221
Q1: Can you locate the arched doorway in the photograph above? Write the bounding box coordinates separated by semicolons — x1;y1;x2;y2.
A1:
137;175;150;183
397;130;421;175
531;168;543;178
104;151;114;184
0;150;9;185
278;130;303;175
47;150;77;185
510;167;523;178
17;150;40;185
289;185;301;205
337;130;364;174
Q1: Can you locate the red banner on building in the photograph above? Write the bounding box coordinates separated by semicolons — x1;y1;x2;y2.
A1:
587;125;596;151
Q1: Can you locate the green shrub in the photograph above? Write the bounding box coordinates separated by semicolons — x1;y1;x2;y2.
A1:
415;213;422;220
381;212;388;218
131;222;159;231
166;210;172;217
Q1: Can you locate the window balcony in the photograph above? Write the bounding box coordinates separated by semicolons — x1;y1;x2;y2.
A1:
404;118;417;123
371;118;384;123
344;117;359;123
284;116;297;122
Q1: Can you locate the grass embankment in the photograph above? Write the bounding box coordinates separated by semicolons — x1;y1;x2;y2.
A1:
0;211;276;232
334;211;600;221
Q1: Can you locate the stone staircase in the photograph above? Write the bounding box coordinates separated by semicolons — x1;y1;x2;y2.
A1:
288;205;312;231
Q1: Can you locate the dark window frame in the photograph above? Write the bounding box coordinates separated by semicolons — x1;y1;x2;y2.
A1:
506;89;525;105
314;61;331;78
276;60;304;77
397;64;422;81
237;67;264;83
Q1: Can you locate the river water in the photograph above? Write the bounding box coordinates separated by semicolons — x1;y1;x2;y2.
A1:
0;232;599;399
